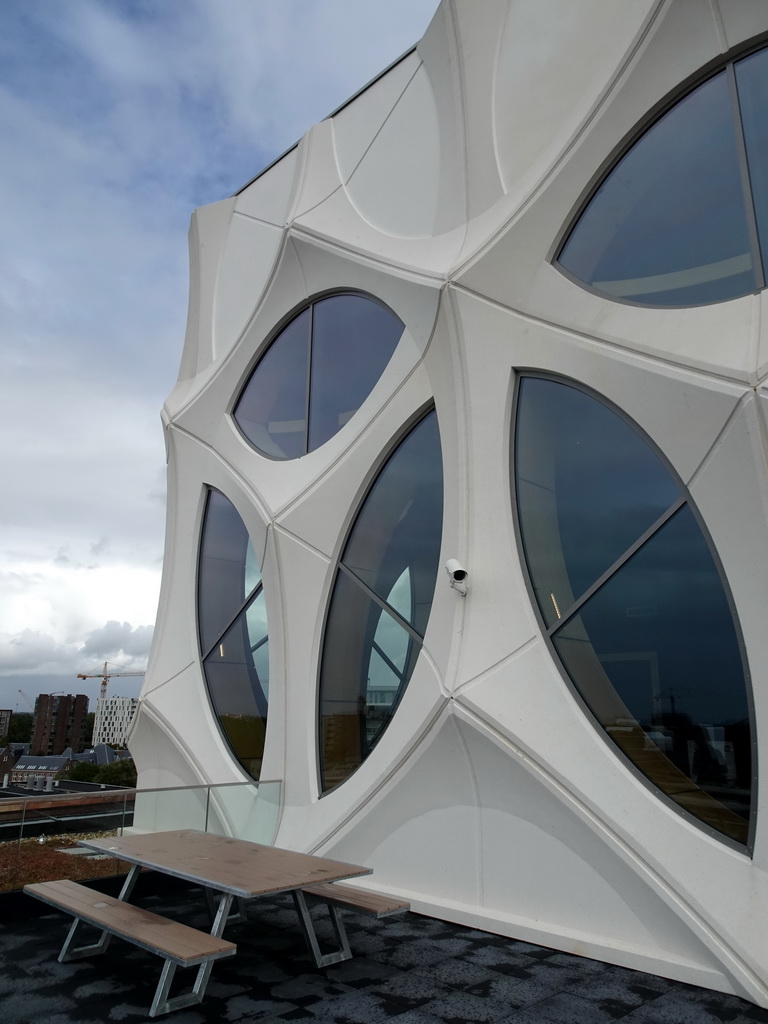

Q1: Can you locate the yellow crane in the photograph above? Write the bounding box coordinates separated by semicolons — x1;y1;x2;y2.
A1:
77;662;145;701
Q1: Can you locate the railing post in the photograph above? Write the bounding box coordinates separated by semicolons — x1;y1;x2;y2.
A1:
18;797;26;848
204;785;211;833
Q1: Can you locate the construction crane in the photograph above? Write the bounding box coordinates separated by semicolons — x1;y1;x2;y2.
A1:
77;662;145;701
16;689;34;711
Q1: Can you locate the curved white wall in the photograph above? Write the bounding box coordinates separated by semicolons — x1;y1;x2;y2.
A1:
133;0;768;1005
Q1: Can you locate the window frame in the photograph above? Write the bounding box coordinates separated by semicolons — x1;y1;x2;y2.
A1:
551;33;768;309
196;486;270;783
315;403;442;797
230;289;404;460
510;370;758;853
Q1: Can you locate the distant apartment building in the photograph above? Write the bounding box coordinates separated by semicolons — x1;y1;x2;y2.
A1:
92;696;138;748
31;694;88;755
0;709;11;741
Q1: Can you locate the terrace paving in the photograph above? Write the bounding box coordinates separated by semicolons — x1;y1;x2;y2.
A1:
2;883;768;1024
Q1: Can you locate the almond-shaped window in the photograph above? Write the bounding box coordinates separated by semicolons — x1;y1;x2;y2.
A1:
318;410;443;793
233;293;404;459
514;376;754;846
557;46;768;307
198;489;269;781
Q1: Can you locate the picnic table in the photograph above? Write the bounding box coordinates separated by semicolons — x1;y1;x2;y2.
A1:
26;828;372;1016
79;828;372;965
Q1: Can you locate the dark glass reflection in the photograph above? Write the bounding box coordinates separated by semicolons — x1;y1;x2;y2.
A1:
736;48;768;273
309;295;404;451
233;310;310;460
343;412;443;635
515;377;753;845
516;377;681;626
234;295;403;459
319;410;443;793
559;70;756;306
198;490;256;655
198;489;269;781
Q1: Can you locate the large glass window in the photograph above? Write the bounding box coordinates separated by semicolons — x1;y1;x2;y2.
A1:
198;489;269;781
234;294;404;459
557;45;768;306
514;376;753;846
318;410;443;793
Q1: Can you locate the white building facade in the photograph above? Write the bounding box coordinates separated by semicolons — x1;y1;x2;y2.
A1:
94;697;138;748
130;0;768;1005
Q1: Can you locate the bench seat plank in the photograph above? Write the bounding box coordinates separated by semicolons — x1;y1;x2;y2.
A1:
25;879;236;964
303;882;409;917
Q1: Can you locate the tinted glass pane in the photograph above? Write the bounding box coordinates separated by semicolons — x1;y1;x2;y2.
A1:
559;72;755;306
552;506;751;844
736;48;768;277
202;598;269;782
343;411;443;636
515;378;681;627
319;572;420;792
319;411;443;793
198;490;252;655
308;295;403;451
233;309;310;459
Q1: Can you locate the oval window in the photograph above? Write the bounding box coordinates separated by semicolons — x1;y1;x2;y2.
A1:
514;376;753;846
233;293;404;459
318;410;443;793
198;489;269;781
557;46;768;307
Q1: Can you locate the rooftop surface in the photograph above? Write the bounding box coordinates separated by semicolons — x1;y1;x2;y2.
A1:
3;882;768;1024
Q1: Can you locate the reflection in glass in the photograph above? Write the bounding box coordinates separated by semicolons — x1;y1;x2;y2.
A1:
233;310;310;459
514;377;753;845
319;411;443;793
234;294;403;459
198;490;269;781
309;295;405;451
558;67;758;306
736;48;768;274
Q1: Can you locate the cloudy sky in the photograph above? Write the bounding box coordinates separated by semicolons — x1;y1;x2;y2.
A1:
0;0;438;713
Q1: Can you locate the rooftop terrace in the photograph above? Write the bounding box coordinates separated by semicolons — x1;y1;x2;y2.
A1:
2;879;767;1024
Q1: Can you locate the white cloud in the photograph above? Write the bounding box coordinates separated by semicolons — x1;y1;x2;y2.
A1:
0;0;438;703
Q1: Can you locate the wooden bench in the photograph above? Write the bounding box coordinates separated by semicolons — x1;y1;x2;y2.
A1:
302;882;410;918
24;879;236;1017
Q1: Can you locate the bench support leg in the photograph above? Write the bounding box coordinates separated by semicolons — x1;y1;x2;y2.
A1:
204;888;246;927
59;916;112;961
291;889;352;967
149;957;218;1018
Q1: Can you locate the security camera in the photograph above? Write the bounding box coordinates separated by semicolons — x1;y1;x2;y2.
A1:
445;559;468;596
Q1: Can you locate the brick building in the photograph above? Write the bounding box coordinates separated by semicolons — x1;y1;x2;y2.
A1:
31;694;89;756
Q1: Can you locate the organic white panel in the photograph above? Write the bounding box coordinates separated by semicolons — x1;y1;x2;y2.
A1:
274;364;432;557
213;214;283;359
715;0;768;49
333;50;422;184
458;645;768;1004
494;0;657;198
135;663;240;787
318;711;482;901
235;147;299;226
267;528;331;813
449;288;746;488
345;65;440;238
131;702;207;792
177;197;236;382
756;290;768;383
292;121;343;221
458;715;728;983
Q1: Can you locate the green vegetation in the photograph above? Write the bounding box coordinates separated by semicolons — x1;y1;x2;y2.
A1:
67;759;137;787
2;712;33;745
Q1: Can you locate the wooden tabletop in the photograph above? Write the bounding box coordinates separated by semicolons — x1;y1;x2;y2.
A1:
79;829;371;898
